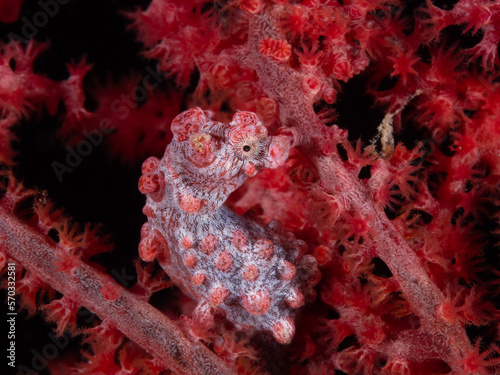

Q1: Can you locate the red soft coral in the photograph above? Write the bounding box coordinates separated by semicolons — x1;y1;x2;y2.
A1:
1;1;500;374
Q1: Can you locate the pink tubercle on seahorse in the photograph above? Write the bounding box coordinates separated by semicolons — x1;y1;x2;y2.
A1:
139;107;319;344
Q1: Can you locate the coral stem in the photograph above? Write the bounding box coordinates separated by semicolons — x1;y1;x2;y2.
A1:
0;206;233;375
249;13;473;372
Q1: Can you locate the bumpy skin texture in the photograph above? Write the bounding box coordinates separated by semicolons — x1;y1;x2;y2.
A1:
139;108;319;344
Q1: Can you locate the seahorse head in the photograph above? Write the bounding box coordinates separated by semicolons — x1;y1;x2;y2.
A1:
165;107;292;213
171;107;290;175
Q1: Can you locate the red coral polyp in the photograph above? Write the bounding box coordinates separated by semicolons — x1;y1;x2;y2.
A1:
258;38;292;62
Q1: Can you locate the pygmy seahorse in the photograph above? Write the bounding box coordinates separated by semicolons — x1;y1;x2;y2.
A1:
138;107;319;344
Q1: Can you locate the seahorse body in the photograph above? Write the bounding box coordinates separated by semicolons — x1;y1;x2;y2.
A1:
138;108;319;344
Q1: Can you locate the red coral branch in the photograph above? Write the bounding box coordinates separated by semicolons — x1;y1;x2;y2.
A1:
1;1;500;374
0;205;234;375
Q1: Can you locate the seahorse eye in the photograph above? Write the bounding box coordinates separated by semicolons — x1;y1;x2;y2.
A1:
237;140;261;159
